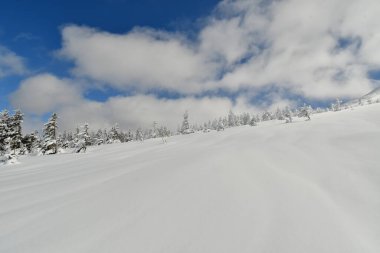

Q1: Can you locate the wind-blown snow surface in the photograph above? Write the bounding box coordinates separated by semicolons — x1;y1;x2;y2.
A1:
1;104;380;253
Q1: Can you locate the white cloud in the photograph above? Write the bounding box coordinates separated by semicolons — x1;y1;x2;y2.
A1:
59;26;216;93
56;0;379;100
56;95;241;131
212;0;378;99
0;45;26;78
10;74;82;115
10;74;260;131
199;17;255;66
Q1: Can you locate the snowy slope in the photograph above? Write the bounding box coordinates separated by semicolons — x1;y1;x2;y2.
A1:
1;104;380;253
361;86;380;101
346;86;380;106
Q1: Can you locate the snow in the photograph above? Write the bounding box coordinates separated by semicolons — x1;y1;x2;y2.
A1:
347;86;380;106
1;104;380;253
362;86;380;101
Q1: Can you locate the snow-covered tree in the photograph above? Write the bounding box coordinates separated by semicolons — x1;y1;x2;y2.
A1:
125;130;134;142
135;127;144;141
156;126;170;143
315;107;325;114
181;111;194;134
241;113;251;125
275;108;285;120
217;118;225;131
0;110;14;163
108;124;121;143
283;106;293;123
151;121;158;138
331;98;342;111
211;119;218;130
299;104;312;121
9;110;24;154
228;110;236;127
249;116;257;126
261;111;273;121
0;110;10;155
42;113;58;155
75;123;90;153
22;131;40;154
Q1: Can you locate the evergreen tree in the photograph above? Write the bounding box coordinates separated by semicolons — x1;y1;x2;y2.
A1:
22;131;39;154
126;130;134;142
275;108;285;120
42;113;58;154
284;106;293;123
299;104;312;121
261;111;272;121
94;129;105;145
0;110;11;156
9;110;24;154
217;118;225;131
249;116;257;126
211;119;218;130
181;111;193;134
75;123;90;153
331;98;342;111
82;123;91;145
108;124;121;143
135;127;144;141
152;121;158;138
241;113;251;125
228;110;236;127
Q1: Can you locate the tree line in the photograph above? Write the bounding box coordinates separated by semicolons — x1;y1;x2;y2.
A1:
1;97;378;165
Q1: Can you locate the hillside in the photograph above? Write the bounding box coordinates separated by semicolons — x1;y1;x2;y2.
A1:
1;104;380;253
346;86;380;106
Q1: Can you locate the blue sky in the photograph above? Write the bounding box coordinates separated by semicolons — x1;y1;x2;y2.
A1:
1;0;379;131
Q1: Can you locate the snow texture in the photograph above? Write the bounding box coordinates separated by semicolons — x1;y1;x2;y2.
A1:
0;104;380;253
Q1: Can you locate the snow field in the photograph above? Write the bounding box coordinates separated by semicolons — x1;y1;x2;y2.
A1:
0;103;380;253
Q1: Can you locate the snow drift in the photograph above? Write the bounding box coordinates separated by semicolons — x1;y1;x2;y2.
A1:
0;104;380;253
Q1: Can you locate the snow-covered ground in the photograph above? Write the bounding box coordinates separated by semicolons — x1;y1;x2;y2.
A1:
1;104;380;253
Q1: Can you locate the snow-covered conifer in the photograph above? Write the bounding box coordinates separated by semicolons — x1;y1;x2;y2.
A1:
75;123;90;153
22;131;39;154
261;111;272;121
135;128;144;141
332;98;342;111
275;108;285;120
9;110;24;154
284;107;293;123
299;104;312;121
152;121;158;138
217;118;225;131
249;116;257;126
108;124;121;143
241;113;251;125
211;119;218;130
181;111;194;134
42;113;58;155
228;110;236;127
0;110;10;155
93;129;104;145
